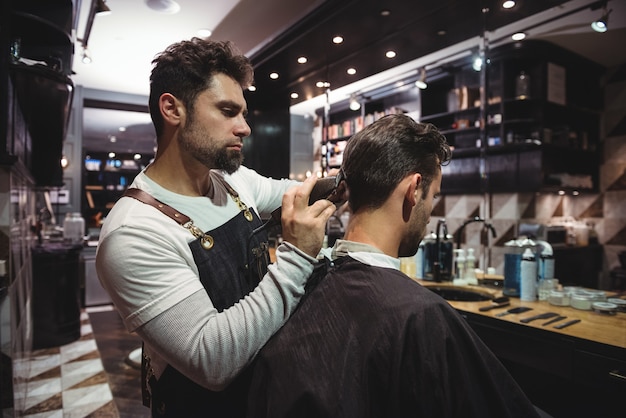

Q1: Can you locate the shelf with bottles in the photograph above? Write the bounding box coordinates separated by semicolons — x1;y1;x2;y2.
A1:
321;100;414;171
82;152;149;227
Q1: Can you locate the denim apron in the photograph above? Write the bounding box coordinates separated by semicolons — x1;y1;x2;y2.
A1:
124;180;270;417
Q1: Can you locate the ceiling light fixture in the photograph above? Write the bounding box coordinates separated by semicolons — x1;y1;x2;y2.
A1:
511;32;526;41
333;36;344;44
349;94;361;111
269;72;279;80
81;47;92;64
347;68;357;75
291;92;299;99
385;50;396;58
96;0;112;15
502;1;516;10
297;56;308;64
248;85;256;92
415;68;427;89
591;3;612;33
78;0;113;64
145;0;181;14
197;28;212;38
472;56;483;72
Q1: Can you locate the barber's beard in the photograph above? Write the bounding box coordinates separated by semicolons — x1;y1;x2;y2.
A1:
179;118;244;174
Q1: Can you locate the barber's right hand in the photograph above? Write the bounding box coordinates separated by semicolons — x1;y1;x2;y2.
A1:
280;175;336;257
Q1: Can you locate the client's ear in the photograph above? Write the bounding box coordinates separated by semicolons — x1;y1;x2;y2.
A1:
405;173;422;206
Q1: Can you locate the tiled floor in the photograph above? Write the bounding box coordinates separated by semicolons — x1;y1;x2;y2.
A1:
14;306;148;418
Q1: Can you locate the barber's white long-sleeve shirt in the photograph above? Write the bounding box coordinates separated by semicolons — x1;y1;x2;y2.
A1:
96;166;315;390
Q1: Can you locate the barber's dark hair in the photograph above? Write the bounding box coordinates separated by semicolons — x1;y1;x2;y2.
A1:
149;38;254;138
342;113;451;213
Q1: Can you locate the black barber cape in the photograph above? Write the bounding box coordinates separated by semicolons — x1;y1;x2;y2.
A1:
247;257;540;418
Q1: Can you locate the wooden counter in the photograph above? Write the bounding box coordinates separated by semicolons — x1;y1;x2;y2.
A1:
415;280;625;417
417;281;626;350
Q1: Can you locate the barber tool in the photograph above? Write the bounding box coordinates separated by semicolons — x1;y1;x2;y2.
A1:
542;315;566;326
478;296;511;312
554;319;581;329
253;171;348;235
520;312;559;324
495;306;533;317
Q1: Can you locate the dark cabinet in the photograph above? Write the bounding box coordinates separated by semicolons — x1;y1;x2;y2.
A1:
2;0;75;186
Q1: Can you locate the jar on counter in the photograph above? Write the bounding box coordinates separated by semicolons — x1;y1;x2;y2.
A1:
63;212;85;245
548;289;570;307
570;293;592;310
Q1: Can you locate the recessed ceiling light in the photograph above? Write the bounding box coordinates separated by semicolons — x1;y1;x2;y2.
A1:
145;0;181;14
108;152;116;158
502;1;516;9
134;154;142;160
511;32;526;41
333;36;344;44
248;85;256;92
385;50;396;58
437;30;447;36
297;56;308;64
347;68;357;75
197;28;212;38
118;126;126;132
380;9;391;17
109;135;117;143
269;72;279;80
290;92;299;99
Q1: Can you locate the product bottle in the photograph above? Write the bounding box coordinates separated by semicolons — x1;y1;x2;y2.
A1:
465;248;478;285
453;249;466;286
520;248;537;301
414;242;425;279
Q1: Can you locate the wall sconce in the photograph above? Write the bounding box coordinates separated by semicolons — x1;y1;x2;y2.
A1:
415;68;427;89
349;93;361;111
591;2;612;33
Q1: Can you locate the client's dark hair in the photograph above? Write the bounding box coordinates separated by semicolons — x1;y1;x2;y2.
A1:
342;113;451;213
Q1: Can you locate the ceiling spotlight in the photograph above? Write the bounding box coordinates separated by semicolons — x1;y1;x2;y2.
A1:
349;94;361;111
511;32;526;41
290;92;299;99
269;72;279;80
197;28;212;38
347;67;357;75
472;56;483;72
415;68;427;89
248;85;256;92
96;0;112;15
297;56;308;64
502;1;516;10
332;35;344;44
82;47;92;64
385;50;397;58
591;4;612;33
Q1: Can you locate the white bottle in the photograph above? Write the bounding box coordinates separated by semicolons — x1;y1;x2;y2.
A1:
453;249;466;286
414;242;425;279
465;248;478;285
520;248;537;301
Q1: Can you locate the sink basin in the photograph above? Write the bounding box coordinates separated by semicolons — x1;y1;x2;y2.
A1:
424;285;493;301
